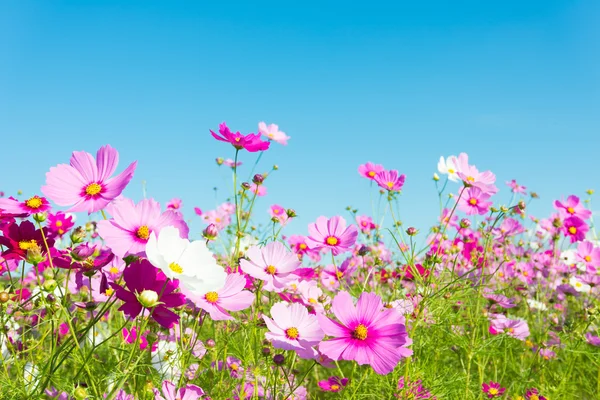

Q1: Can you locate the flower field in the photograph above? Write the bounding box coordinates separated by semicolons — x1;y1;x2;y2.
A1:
0;122;598;399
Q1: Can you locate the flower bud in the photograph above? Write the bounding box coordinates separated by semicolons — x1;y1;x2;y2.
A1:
215;157;224;165
43;279;58;293
26;246;45;266
206;339;216;348
203;224;219;241
74;387;88;400
286;209;297;218
406;227;418;236
262;347;271;356
500;206;509;212
459;218;471;229
433;173;440;181
273;354;285;365
252;174;264;184
357;245;370;256
273;165;279;170
137;290;160;308
518;200;526;211
70;227;87;244
0;292;9;303
241;182;251;190
33;212;47;223
587;189;594;196
530;192;539;199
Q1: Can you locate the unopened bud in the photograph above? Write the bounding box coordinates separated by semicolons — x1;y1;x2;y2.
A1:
286;209;297;218
33;212;47;223
406;227;418;236
530;192;539;199
262;347;271;356
0;292;9;303
518;200;526;211
587;189;594;196
26;246;45;266
433;173;440;181
241;182;251;190
459;218;471;229
252;174;264;184
357;245;370;256
273;165;279;170
43;279;57;293
273;354;285;365
206;339;216;348
70;227;86;244
203;224;219;241
74;387;88;400
215;157;224;165
137;290;160;308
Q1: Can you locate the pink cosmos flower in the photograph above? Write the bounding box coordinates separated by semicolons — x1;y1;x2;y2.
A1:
240;241;301;292
356;215;376;233
47;212;75;237
122;326;152;351
192;273;254;320
563;216;588;243
489;314;529;340
577;241;600;272
306;216;358;256
0;195;51;216
454;153;498;195
249;183;267;197
525;388;547;400
211;122;270;152
539;348;556;360
264;302;324;352
458;187;492;215
374;170;406;192
223;158;243;168
269;204;288;224
42;144;137;214
110;260;186;329
506;179;527;194
358;162;384;180
483;292;516;309
166;198;182;211
554;195;591;220
258;122;290;145
318;376;349;392
317;291;409;375
153;381;205;400
481;381;505;398
202;209;231;231
97;198;189;258
320;257;357;290
585;332;600;346
288;235;320;261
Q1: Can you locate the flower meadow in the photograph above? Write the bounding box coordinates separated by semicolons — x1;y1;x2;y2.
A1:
0;123;599;400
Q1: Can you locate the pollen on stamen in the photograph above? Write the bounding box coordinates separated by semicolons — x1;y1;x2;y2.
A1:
136;225;150;240
85;182;103;196
285;327;299;340
325;236;339;246
368;171;376;177
469;198;478;206
169;262;183;274
352;324;368;340
567;206;575;214
25;196;43;209
265;265;277;275
568;227;577;235
205;291;219;303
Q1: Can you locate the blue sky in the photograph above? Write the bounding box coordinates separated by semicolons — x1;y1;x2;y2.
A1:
1;0;599;240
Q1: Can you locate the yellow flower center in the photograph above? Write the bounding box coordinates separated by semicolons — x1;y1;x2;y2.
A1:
308;298;317;304
85;183;102;196
235;137;241;142
325;236;339;246
25;196;43;209
104;288;114;296
584;255;591;262
109;267;119;274
489;388;499;395
274;209;280;214
299;243;307;250
568;226;577;235
55;220;63;227
58;229;64;235
467;176;475;182
266;265;277;275
567;207;575;214
169;262;183;274
386;181;394;189
448;168;455;174
230;363;239;370
368;171;376;177
469;198;478;205
336;271;344;280
507;327;514;334
352;324;368;340
19;239;38;251
530;395;539;400
285;327;299;339
136;225;150;240
330;384;340;391
205;291;219;303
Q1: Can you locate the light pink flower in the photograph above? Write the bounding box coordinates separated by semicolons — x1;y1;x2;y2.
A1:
153;381;204;400
240;241;301;292
306;216;358;256
358;162;384;180
0;195;51;216
192;274;254;320
374;170;406;192
458;187;492;215
263;302;324;351
166;198;182;211
258;122;290;145
42;145;137;214
269;204;288;224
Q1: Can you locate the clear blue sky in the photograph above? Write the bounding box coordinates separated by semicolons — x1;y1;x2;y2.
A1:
1;0;599;239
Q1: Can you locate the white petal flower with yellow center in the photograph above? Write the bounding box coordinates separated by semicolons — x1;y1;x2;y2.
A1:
146;226;227;297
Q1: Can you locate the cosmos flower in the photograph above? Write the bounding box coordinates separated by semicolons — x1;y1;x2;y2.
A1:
264;302;324;352
358;162;385;180
317;291;409;375
437;155;460;182
47;212;75;237
563;216;588;243
458;187;493;215
554;195;591;220
318;376;349;392
110;260;186;329
192;273;254;321
240;241;300;292
481;381;505;398
166;198;182;211
0;195;51;216
153;380;205;400
211;122;270;152
42;144;137;214
374;170;406;192
306;216;358;256
0;220;54;261
97;198;188;258
258;122;290;145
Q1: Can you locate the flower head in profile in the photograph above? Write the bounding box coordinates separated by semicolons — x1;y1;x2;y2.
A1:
166;198;182;211
318;376;349;392
317;291;409;375
506;179;527;194
358;162;384;180
306;216;358;256
525;388;547;400
110;260;186;329
211;122;270;152
438;155;460;182
97;198;189;258
240;241;301;292
374;170;406;192
0;195;51;216
145;226;227;298
264;302;324;352
42;145;137;214
258;122;290;145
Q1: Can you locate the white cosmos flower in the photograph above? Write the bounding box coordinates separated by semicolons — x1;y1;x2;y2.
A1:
570;276;591;293
24;363;39;393
437;155;459;182
146;226;227;297
151;340;181;382
526;298;548;311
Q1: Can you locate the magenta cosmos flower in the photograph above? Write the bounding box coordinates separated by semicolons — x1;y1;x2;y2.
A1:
525;388;547;400
489;315;530;340
211;122;270;152
317;291;409;375
110;260;186;329
481;381;505;398
97;198;189;258
318;376;349;392
563;216;588;243
153;381;204;400
458;187;492;215
240;241;301;292
306;216;358;256
0;220;54;261
358;162;384;180
0;195;51;216
192;273;254;320
374;170;406;192
42;144;137;214
554;195;591;220
264;302;324;352
47;212;75;237
577;241;600;271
